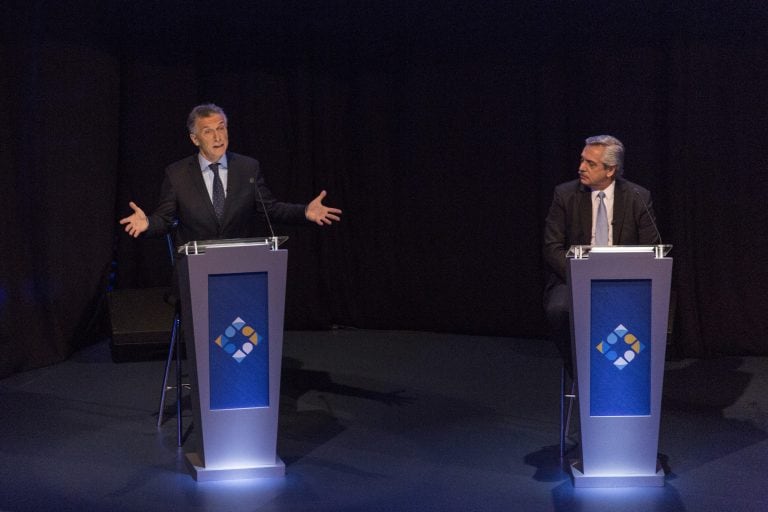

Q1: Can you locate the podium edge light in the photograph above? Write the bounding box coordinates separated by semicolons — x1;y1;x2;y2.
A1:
185;453;285;482
571;461;665;488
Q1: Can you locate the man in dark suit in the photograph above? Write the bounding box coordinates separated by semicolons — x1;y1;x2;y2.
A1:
120;103;341;242
543;135;660;376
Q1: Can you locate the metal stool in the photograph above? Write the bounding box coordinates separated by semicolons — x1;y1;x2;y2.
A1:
156;229;187;447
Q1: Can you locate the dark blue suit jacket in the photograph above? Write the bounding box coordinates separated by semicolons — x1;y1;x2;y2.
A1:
145;152;306;245
543;177;661;297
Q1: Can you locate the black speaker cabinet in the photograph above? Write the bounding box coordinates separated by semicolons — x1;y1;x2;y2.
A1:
107;287;175;362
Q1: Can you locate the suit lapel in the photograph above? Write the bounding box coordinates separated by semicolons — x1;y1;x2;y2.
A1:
577;185;592;245
612;180;628;243
187;156;220;225
221;152;244;227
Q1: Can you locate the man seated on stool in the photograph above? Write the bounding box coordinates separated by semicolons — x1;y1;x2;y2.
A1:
542;135;660;378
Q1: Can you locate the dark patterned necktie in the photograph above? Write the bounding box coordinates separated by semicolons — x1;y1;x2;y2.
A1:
210;162;225;220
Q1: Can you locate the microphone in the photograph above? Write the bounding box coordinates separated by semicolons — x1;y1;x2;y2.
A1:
250;176;277;248
633;188;663;245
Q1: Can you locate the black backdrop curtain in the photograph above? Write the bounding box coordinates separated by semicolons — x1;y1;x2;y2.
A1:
2;1;767;379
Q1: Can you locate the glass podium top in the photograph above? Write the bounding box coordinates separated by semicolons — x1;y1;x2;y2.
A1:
567;244;672;259
178;236;288;255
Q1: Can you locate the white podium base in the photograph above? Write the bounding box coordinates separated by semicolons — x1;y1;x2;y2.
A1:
185;453;285;482
571;460;664;488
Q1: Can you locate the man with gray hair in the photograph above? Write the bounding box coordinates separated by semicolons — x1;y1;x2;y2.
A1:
542;134;660;377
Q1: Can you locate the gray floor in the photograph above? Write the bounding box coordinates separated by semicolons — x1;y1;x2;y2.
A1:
1;329;768;512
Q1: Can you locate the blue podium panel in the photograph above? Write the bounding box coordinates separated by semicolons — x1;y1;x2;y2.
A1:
208;272;269;411
590;279;651;417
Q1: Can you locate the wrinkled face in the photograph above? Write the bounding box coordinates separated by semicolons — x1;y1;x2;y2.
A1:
189;113;228;162
578;144;615;190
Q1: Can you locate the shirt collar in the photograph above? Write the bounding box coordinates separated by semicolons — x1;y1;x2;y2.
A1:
591;180;616;200
198;153;228;172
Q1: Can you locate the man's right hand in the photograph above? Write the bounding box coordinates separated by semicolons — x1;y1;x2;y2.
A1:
119;201;149;238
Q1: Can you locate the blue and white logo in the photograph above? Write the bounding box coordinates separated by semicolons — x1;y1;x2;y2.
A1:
212;316;264;363
595;323;646;370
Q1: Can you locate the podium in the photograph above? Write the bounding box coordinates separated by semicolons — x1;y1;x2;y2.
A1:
567;245;672;487
176;237;289;481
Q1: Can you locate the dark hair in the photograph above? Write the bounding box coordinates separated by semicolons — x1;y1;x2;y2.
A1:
186;103;228;134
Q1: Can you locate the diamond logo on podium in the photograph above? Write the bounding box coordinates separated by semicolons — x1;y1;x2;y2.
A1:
595;323;645;370
212;316;263;363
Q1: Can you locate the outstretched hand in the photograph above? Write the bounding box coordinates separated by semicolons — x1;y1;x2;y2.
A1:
119;201;149;238
305;190;342;226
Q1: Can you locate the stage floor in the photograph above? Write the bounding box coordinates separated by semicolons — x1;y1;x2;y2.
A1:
1;329;767;511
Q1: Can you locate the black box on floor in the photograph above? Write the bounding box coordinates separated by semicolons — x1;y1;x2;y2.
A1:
107;287;175;362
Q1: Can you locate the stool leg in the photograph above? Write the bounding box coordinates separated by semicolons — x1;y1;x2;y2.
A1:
559;367;566;459
176;326;183;447
157;313;180;429
559;367;576;460
565;379;575;443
